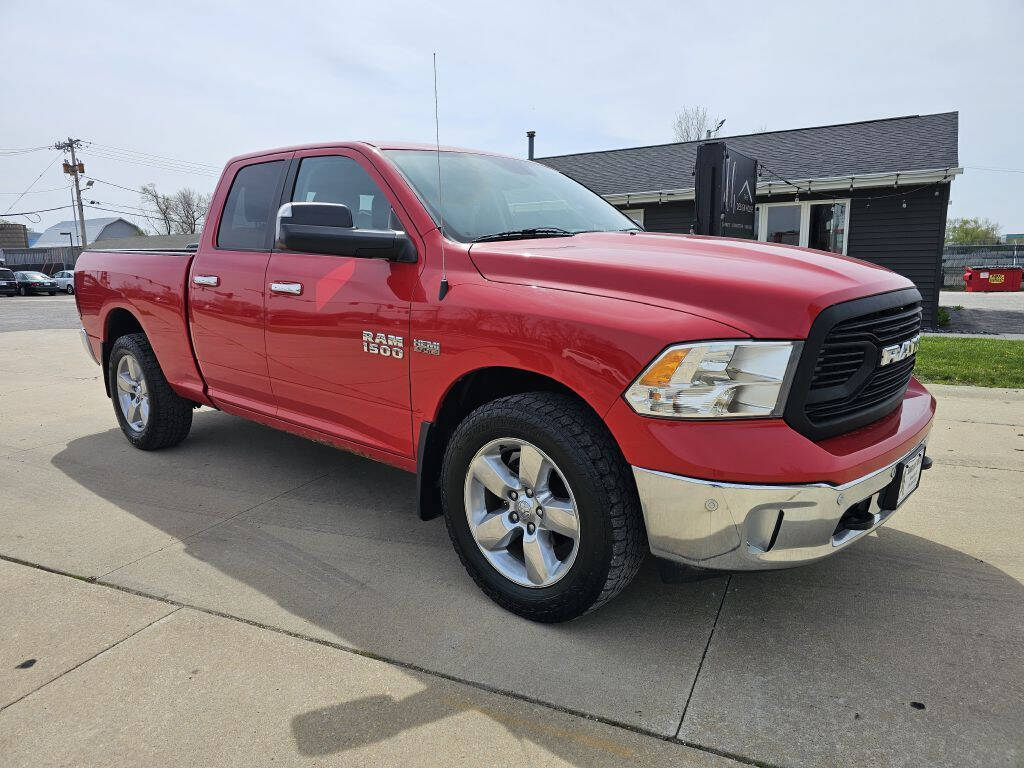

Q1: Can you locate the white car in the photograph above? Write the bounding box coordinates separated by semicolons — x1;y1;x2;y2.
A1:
53;270;75;294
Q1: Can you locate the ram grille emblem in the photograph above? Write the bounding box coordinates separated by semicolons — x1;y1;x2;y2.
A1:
879;334;920;367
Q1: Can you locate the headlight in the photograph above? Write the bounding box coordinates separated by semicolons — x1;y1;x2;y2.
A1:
624;341;800;418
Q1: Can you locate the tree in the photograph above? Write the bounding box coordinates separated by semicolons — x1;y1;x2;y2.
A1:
139;184;175;235
946;217;1001;245
139;184;212;235
672;106;724;142
170;188;212;234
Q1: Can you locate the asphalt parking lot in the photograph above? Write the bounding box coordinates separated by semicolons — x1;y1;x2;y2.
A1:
1;297;1022;767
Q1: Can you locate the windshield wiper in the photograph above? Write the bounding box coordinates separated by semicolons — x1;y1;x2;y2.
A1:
472;227;575;243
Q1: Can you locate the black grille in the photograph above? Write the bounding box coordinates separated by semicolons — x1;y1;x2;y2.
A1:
784;288;923;441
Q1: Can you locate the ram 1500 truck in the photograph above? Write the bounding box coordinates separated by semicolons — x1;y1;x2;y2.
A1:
74;141;935;622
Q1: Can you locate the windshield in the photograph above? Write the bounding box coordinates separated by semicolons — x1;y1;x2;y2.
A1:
383;150;638;243
19;272;48;280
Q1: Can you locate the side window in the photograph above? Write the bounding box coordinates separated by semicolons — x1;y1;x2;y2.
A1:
292;155;403;232
217;160;284;250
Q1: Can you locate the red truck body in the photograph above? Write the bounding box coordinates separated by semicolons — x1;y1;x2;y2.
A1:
74;140;935;620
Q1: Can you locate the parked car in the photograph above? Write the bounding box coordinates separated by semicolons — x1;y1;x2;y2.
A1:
53;270;76;294
0;267;17;296
14;271;58;295
73;141;935;622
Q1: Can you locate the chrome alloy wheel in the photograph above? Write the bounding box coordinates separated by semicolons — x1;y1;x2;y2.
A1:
115;354;150;432
464;438;581;588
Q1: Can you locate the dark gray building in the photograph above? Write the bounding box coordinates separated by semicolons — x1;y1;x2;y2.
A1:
538;112;960;328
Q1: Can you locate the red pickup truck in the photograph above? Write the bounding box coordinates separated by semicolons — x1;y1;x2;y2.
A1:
75;141;934;622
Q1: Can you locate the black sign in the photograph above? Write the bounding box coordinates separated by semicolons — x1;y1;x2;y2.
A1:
693;142;758;239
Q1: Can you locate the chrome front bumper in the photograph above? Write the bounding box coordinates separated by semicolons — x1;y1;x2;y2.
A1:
632;443;926;570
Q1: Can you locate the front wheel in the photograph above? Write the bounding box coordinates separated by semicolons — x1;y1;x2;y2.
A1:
108;333;193;450
442;392;646;622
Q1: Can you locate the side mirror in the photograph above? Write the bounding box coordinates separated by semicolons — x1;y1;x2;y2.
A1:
276;202;416;263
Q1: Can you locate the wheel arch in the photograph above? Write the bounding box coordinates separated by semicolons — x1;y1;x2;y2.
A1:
100;306;146;396
416;366;609;521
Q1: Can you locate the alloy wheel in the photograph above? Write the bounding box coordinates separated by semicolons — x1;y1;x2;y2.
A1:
115;354;150;432
464;438;581;588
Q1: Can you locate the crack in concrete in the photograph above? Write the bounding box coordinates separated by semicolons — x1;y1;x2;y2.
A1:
674;574;732;740
0;554;782;768
0;605;181;714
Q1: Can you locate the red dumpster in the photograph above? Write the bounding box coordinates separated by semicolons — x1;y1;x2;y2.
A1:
963;266;1023;292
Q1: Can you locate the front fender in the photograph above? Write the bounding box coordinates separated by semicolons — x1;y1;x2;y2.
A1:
410;281;747;426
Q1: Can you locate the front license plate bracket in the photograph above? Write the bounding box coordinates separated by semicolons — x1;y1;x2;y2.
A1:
879;446;926;511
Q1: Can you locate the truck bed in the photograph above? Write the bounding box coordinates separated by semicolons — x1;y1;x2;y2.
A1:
75;248;210;405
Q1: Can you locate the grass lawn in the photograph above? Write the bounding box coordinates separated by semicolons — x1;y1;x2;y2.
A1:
915;336;1024;388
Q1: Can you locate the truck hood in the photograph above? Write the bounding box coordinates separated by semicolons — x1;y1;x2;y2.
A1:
468;231;915;338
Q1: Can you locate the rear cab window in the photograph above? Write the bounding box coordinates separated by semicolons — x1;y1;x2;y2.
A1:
216;160;286;250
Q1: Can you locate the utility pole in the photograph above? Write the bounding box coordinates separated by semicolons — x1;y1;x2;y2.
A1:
54;138;88;248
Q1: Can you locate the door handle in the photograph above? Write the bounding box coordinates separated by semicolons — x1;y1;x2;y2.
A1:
193;274;220;287
270;282;303;295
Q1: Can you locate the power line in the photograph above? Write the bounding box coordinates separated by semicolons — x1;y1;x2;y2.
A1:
0;146;50;156
83;198;167;217
87;142;219;170
0;185;70;195
83;175;144;194
2;153;63;215
2;203;75;217
82;149;220;177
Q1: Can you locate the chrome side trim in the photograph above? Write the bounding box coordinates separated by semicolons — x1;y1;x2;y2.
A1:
80;328;99;365
632;442;926;571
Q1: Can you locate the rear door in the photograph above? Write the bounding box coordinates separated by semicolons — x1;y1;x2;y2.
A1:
189;154;290;414
264;149;419;457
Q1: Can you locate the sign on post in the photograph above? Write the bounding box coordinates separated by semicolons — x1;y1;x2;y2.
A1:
694;142;758;239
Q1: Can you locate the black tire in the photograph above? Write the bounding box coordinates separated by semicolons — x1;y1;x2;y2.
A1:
441;392;646;622
19;286;26;296
66;285;74;294
48;291;56;296
108;333;193;450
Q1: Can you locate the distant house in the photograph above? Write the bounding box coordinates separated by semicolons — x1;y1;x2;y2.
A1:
33;217;143;248
539;112;961;328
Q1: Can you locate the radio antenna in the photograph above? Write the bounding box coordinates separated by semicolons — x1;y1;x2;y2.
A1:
433;52;450;301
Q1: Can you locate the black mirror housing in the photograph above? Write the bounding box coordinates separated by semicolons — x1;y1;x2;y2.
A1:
275;202;416;263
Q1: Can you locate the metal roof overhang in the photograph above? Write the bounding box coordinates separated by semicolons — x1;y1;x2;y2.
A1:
603;167;964;206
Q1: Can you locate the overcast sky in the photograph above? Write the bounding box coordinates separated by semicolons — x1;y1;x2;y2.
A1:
2;0;1021;237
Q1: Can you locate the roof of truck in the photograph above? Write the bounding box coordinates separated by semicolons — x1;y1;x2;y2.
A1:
225;140;505;167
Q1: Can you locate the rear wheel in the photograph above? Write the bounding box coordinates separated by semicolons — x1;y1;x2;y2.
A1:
48;291;56;296
65;285;74;294
19;286;26;296
442;392;646;622
108;333;193;450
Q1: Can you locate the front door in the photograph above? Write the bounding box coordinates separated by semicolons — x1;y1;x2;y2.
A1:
189;155;289;414
264;150;419;458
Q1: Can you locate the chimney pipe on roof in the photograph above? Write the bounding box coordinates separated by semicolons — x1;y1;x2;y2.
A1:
526;130;536;160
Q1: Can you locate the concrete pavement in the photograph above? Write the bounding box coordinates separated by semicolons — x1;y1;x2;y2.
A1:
0;326;1021;767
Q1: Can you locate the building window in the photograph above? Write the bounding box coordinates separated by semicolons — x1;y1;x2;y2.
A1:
756;200;849;254
621;208;644;227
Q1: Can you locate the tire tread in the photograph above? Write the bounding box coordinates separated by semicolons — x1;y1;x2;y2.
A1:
441;392;646;622
109;333;192;450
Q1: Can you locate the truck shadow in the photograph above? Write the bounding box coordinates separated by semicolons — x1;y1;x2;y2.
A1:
50;410;1024;764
